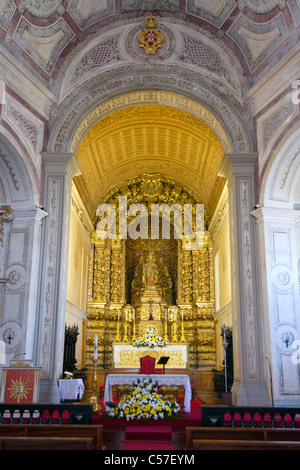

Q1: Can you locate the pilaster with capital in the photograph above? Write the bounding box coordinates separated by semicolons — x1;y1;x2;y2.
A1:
219;153;268;405
253;206;300;405
35;153;80;402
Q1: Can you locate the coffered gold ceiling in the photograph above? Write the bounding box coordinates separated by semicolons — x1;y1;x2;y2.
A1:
75;103;225;219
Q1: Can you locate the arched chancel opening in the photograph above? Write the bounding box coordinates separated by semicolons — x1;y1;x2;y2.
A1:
65;98;234;401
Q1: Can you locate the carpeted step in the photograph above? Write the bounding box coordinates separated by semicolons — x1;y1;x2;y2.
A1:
122;441;174;450
125;425;172;442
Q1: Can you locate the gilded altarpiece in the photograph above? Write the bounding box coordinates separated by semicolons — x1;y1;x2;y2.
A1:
86;174;215;370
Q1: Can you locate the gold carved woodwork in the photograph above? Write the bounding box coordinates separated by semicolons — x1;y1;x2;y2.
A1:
86;174;215;369
160;385;178;403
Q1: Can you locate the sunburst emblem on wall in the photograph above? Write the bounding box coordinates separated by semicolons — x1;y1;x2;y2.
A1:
138;16;164;55
7;377;32;402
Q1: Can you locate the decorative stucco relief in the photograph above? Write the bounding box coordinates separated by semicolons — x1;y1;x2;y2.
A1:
269;133;300;204
18;0;63;18
240;179;257;377
68;0;115;30
121;0;180;12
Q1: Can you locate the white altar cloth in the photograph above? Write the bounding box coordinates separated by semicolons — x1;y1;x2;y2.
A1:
58;379;84;401
104;374;192;412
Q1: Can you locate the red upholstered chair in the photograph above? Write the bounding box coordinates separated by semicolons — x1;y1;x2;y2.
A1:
139;355;156;374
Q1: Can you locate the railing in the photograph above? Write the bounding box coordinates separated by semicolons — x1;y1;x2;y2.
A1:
201;406;300;428
0;404;93;425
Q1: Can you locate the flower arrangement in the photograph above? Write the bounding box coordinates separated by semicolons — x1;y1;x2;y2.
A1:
132;328;168;348
105;378;181;421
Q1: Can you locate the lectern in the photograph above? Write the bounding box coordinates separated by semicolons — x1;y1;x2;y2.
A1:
157;356;169;374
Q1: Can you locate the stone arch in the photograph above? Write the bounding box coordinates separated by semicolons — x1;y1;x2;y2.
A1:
262;127;300;209
0;133;36;209
47;18;253;155
0;133;46;366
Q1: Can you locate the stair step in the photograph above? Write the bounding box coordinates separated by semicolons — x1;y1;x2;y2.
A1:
125;425;172;442
122;441;174;450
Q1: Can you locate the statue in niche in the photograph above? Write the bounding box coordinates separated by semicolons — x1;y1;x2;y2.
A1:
131;250;173;305
142;252;157;287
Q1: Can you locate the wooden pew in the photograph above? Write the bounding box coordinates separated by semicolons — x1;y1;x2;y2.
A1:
186;427;266;449
0;436;94;450
0;424;103;450
26;424;103;450
186;426;300;450
192;439;300;450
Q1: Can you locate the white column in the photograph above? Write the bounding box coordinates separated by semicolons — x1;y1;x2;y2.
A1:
35;153;80;402
253;207;300;405
219;154;268;405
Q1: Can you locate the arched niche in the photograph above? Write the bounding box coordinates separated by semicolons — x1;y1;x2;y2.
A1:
0;134;46;366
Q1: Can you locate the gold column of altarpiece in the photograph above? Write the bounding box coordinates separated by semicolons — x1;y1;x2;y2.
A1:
86;174;215;370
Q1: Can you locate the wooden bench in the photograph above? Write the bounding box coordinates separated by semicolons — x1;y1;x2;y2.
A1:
0;436;94;450
186;426;300;450
0;424;103;450
192;439;300;450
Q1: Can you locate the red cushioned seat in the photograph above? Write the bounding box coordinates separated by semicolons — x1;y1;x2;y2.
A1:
139;355;156;374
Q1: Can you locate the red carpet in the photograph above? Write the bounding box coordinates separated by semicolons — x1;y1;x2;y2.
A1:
122;425;174;450
93;396;203;449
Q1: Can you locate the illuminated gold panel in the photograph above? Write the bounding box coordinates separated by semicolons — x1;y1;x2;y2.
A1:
75;101;226;218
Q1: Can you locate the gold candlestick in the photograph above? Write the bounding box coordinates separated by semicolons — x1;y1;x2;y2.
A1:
180;320;186;342
164;317;169;342
172;321;178;343
115;310;121;342
132;319;137;341
89;358;100;413
123;318;129;342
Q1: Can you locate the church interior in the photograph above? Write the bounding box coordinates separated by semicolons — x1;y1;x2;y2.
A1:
0;0;300;451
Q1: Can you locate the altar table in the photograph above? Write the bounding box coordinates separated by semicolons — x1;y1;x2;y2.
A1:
104;374;192;412
58;379;84;402
113;343;188;369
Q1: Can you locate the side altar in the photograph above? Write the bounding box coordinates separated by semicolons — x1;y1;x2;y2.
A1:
113;343;188;369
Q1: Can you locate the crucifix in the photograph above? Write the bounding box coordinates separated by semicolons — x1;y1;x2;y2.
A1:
148;298;154;321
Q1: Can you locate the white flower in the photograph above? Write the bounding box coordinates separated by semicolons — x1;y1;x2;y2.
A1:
132;328;169;348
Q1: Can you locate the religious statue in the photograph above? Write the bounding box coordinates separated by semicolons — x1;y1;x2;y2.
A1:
142;252;157;287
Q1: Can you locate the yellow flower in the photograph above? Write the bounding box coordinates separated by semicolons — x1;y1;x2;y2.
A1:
144;404;151;411
150;408;156;415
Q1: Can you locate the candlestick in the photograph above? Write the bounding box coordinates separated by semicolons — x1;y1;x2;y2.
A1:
132;318;136;341
180;310;186;343
94;335;98;360
89;357;100;413
115;309;121;341
123;314;129;342
172;320;178;343
164;311;169;342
